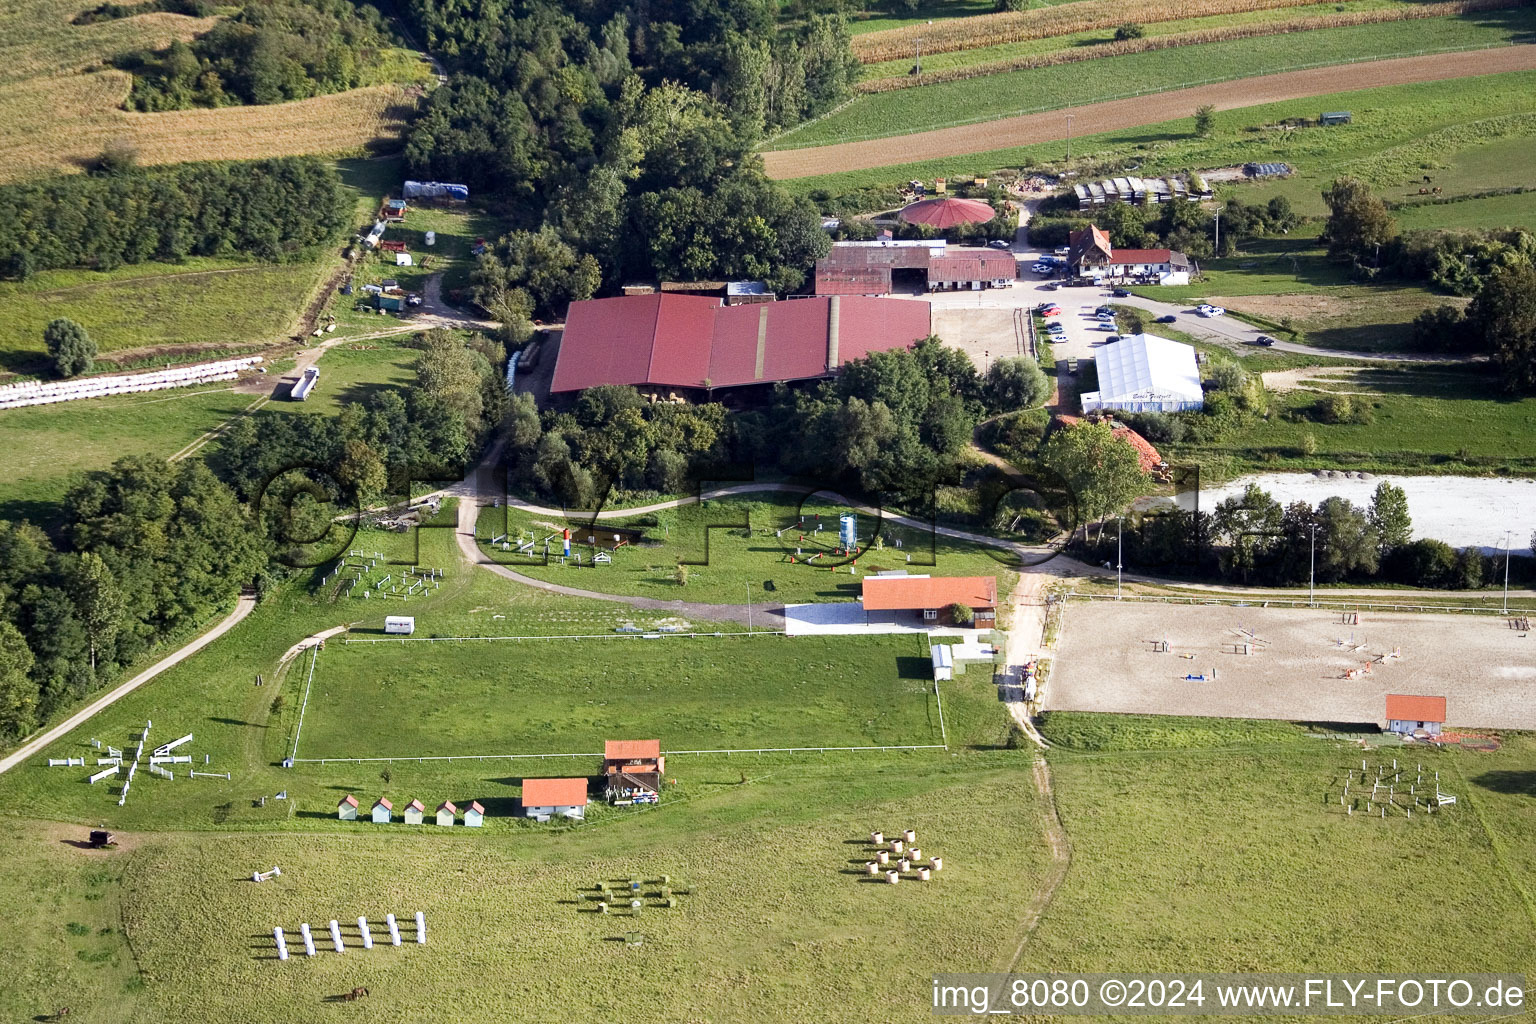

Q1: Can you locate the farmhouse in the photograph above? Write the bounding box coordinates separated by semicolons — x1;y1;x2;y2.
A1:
1385;694;1446;737
403;798;425;824
813;240;1015;295
522;778;589;821
549;294;931;396
1080;334;1204;414
371;797;392;823
604;739;665;803
1067;226;1192;284
860;575;997;628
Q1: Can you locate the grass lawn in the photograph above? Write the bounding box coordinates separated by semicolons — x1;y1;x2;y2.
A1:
264;336;421;417
768;11;1536;149
0;384;255;525
1166;366;1536;474
0;259;321;376
476;491;1022;605
295;633;946;759
1396;189;1536;231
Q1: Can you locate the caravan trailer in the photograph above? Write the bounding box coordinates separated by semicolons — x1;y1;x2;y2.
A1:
384;616;416;635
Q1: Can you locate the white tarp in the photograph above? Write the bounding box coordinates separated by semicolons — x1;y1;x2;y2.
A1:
1081;333;1203;413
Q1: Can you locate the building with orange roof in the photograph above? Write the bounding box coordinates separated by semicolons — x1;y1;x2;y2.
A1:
522;778;589;821
604;740;664;803
860;575;997;628
1385;694;1446;737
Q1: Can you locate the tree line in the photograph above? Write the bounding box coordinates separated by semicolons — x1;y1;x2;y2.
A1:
1076;478;1534;590
502;339;1050;509
0;156;350;278
117;0;399;110
0;459;266;741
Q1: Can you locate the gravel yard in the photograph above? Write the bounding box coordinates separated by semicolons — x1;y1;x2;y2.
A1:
1048;599;1536;728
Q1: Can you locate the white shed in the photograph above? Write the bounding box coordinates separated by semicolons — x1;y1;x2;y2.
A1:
385;616;415;635
338;794;358;820
403;798;425;824
930;644;954;681
372;797;392;823
436;800;457;826
463;800;484;827
395;252;414;267
1081;333;1204;413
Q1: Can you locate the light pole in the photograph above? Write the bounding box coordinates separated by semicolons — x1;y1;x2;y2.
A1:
1308;523;1318;608
1213;210;1221;256
745;581;753;633
1116;516;1123;600
1503;530;1512;615
1065;113;1074;164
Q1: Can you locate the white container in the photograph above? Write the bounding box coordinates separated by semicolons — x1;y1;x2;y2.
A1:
910;848;922;862
918;868;932;881
903;829;916;843
886;871;900;885
898;858;911;872
932;857;943;871
871;831;884;845
866;862;878;875
891;840;903;855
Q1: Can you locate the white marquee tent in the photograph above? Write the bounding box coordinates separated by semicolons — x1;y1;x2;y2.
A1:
1080;333;1203;413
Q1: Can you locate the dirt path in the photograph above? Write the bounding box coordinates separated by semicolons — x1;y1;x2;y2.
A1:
990;755;1070;989
763;46;1536;178
0;592;257;777
1260;365;1380;394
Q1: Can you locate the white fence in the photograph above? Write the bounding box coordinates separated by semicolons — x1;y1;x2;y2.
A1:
0;356;262;411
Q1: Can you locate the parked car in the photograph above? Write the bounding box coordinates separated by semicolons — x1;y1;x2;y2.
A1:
1254;335;1277;346
1098;323;1116;331
1045;323;1066;334
1196;304;1226;318
1111;288;1130;297
1104;335;1120;343
989;239;1011;249
1155;314;1177;323
1054;246;1070;256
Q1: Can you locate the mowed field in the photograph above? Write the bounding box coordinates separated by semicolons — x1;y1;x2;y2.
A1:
294;633;946;759
1049;600;1536;727
764;45;1536;177
0;0;424;182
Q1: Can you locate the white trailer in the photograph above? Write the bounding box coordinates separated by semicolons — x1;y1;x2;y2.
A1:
385;616;416;635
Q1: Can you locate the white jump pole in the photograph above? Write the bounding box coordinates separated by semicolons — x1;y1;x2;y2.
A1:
329;919;344;952
358;916;373;949
386;913;401;946
273;927;288;961
300;923;317;957
415;911;426;943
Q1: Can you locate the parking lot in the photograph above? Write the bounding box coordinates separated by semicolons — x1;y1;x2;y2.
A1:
1048;600;1536;729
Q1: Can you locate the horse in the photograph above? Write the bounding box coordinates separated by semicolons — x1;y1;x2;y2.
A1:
344;987;369;1002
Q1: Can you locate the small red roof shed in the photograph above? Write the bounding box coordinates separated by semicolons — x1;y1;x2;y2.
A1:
339;794;358;808
522;778;589;807
1385;694;1446;723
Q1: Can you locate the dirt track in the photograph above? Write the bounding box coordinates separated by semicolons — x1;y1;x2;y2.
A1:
762;46;1536;179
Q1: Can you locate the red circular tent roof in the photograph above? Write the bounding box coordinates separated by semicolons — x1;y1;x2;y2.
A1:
897;196;995;228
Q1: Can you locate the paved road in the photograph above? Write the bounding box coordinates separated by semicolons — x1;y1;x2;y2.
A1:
0;592;257;777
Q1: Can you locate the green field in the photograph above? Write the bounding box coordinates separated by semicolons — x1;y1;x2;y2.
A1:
1167;366;1536;474
0;259;320;376
296;633;947;759
0;384;255;524
768;11;1536;149
476;491;1022;605
1395;189;1536;231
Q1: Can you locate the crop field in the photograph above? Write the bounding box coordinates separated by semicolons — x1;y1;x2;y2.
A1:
475;491;1022;606
1164;365;1536;474
0;0;426;182
291;633;946;760
769;65;1536;188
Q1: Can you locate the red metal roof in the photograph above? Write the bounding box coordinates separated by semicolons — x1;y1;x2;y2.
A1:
1107;248;1175;265
928;252;1016;283
437;800;457;813
605;739;661;760
406;799;424;812
374;797;392;810
861;575;997;611
522;777;589;807
339;794;358;807
898;197;996;228
1385;694;1446;723
551;295;930;393
468;800;485;814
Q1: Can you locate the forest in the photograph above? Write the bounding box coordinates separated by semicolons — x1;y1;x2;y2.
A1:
117;0;400;110
400;0;859;306
0;156;349;277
